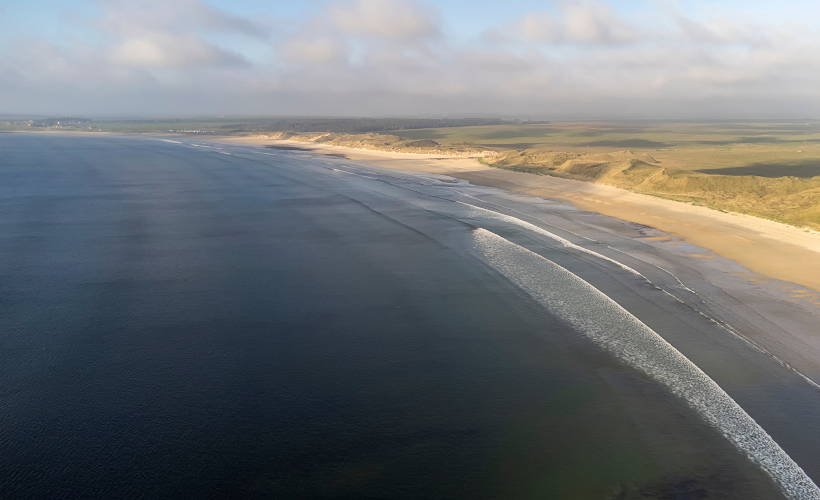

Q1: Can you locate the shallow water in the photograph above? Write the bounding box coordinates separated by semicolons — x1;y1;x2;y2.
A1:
0;134;814;498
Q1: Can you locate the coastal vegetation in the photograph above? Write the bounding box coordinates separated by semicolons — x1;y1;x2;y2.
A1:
273;120;820;230
478;151;820;230
277;131;495;157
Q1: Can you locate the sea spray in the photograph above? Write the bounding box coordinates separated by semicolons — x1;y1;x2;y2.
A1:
471;228;820;500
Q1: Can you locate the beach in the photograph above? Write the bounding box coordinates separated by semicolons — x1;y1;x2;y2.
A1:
220;136;820;388
221;137;820;293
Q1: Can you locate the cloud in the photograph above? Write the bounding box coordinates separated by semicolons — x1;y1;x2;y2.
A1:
519;13;561;43
97;0;265;38
95;0;260;68
1;0;820;118
507;0;637;44
109;33;248;67
280;38;346;64
275;0;439;68
561;0;635;43
330;0;440;40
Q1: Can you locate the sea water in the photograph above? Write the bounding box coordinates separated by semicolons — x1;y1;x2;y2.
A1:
0;134;816;498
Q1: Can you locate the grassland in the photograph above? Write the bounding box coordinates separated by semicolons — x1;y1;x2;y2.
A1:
390;121;820;230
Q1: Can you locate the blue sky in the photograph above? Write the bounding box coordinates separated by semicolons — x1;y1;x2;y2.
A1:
2;0;819;117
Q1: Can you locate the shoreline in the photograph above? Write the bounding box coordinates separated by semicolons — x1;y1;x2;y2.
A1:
220;135;820;388
219;136;820;294
9;131;820;403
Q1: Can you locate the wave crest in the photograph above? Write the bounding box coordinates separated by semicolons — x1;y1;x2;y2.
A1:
472;228;820;500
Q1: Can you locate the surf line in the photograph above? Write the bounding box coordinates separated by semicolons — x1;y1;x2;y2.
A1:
447;196;820;393
471;228;820;500
453;189;699;295
454;200;648;279
316;162;820;398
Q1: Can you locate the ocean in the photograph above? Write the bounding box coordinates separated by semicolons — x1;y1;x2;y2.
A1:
1;134;819;498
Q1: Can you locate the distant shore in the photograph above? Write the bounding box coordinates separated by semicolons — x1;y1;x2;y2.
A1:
220;136;820;294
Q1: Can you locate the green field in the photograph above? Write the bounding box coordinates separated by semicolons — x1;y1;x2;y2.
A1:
394;121;820;178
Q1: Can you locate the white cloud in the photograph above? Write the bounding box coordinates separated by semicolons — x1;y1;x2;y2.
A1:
97;0;265;38
109;33;247;67
2;0;820;118
280;38;346;64
508;0;637;44
519;13;561;43
561;0;635;43
97;0;260;69
330;0;440;40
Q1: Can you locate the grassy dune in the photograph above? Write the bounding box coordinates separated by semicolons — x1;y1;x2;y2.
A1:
479;151;820;229
279;131;495;156
394;122;820;230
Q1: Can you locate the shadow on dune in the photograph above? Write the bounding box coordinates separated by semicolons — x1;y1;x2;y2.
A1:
700;159;820;178
584;139;673;148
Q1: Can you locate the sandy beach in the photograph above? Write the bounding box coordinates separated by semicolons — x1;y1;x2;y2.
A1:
221;136;820;294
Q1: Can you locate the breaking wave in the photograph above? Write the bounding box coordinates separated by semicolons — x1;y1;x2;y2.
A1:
472;228;820;500
436;198;649;279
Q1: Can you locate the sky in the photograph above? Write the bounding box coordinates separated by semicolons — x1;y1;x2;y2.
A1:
1;0;819;118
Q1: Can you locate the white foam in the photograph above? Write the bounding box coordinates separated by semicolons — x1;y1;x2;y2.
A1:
472;228;820;500
453;201;647;278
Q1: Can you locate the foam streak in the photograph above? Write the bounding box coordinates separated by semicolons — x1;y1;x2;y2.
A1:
472;228;820;500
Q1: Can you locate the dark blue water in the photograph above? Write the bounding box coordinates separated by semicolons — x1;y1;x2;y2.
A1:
0;135;786;498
